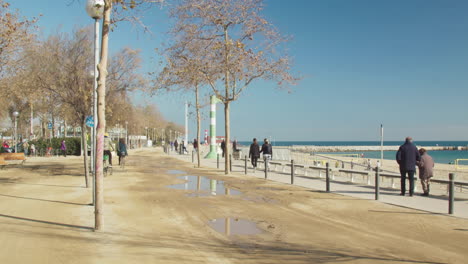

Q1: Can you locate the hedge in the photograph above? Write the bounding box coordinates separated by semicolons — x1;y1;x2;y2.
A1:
28;137;82;156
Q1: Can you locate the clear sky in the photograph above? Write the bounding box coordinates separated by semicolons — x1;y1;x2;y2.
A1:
9;0;468;141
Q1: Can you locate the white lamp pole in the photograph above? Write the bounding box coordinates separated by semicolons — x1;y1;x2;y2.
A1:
13;111;19;153
86;0;104;210
125;121;128;145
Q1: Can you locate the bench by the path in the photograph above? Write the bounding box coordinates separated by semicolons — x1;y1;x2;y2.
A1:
0;153;27;166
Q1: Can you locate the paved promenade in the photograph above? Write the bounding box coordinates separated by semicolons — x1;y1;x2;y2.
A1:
169;150;468;219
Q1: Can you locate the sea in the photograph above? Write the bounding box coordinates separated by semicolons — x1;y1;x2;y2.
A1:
238;141;468;164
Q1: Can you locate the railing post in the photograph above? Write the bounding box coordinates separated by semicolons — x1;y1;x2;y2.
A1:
217;154;220;169
326;162;330;192
192;150;194;163
229;154;232;172
449;173;455;214
291;160;295;185
244;156;248;174
375;166;380;200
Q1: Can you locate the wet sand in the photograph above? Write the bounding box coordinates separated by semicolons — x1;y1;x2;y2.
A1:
0;148;467;263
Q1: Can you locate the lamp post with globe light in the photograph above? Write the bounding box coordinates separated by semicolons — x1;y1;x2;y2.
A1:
13;111;19;153
85;0;104;229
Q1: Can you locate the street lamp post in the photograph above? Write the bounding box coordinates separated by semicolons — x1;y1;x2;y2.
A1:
13;111;19;153
86;0;104;230
125;121;128;146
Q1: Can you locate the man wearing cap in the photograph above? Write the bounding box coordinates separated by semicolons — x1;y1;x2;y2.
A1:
396;137;421;196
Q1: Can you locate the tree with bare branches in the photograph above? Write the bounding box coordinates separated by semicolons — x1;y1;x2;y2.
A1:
167;0;298;174
152;36;209;167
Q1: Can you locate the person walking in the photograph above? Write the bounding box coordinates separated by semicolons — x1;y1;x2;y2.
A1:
221;139;226;158
117;138;128;166
260;138;273;171
396;137;420;196
174;139;179;152
60;140;67;157
249;138;260;169
104;134;115;167
193;139;198;152
417;148;434;196
23;141;29;156
30;143;36;156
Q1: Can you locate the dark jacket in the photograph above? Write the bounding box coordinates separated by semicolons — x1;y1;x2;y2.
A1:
417;154;434;179
260;143;273;156
221;141;226;150
118;142;128;156
396;141;420;171
249;143;260;158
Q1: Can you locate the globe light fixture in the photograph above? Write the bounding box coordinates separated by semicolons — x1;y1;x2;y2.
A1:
86;0;104;19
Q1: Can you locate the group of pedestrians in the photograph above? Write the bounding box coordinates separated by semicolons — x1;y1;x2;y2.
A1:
396;137;434;197
248;138;273;170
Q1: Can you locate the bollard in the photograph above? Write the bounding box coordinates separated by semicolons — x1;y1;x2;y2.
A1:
291;160;295;185
192;151;194;163
244;156;248;175
326;162;330;192
449;173;455;214
217;154;220;169
375;166;380;200
264;160;268;180
230;154;232;172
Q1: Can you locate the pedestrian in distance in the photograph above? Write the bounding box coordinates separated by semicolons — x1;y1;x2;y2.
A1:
174;139;179;152
396;137;420;196
60;140;67;157
30;143;36;156
193;139;198;152
417;148;434;196
181;140;187;154
117;138;128;165
23;140;29;156
249;138;260;169
260;138;273;171
233;139;238;152
221;139;226;158
104;133;115;167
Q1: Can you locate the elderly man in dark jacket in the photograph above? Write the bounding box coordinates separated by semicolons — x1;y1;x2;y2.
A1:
396;137;420;196
249;138;260;169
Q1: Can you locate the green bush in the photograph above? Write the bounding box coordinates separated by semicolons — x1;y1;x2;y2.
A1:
29;137;82;156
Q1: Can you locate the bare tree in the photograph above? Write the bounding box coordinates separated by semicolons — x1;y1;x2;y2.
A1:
168;0;298;174
153;36;209;167
0;0;38;117
94;0;165;230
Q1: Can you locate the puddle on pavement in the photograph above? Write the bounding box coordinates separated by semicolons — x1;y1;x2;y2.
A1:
208;218;263;236
167;176;242;196
167;170;187;174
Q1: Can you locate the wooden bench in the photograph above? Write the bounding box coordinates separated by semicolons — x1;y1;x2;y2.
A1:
0;156;6;169
0;153;26;165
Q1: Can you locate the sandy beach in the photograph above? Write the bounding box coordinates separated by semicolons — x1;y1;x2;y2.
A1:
0;148;467;263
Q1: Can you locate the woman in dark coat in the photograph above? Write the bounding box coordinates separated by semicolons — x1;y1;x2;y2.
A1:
249;138;260;169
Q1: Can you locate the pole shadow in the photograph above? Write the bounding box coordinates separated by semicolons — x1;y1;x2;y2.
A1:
0;213;93;231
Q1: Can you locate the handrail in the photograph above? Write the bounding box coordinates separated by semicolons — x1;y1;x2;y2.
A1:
240;158;468;186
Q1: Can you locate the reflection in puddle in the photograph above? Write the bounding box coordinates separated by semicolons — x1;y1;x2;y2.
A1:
167;170;187;174
167;176;242;196
208;218;262;236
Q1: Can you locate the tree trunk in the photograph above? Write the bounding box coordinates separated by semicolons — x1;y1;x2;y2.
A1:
224;101;230;174
95;0;112;231
195;85;201;168
82;122;89;188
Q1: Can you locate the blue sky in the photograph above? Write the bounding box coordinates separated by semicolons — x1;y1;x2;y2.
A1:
9;0;468;141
